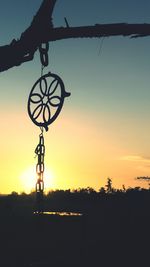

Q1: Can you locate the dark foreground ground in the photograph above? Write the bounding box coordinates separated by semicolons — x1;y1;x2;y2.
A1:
0;190;150;267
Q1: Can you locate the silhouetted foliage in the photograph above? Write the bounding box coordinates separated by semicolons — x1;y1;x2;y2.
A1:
1;184;150;266
0;183;149;215
105;177;113;193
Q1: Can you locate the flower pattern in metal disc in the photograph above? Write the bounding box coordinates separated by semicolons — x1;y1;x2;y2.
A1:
28;72;70;131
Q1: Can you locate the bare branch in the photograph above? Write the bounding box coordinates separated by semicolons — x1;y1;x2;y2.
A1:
47;23;150;42
1;0;150;73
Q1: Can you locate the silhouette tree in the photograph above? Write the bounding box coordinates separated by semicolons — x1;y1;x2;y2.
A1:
99;187;106;195
122;184;126;192
105;177;113;193
1;0;150;72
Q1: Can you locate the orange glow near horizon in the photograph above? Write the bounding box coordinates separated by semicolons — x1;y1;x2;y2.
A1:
0;110;149;194
1;2;150;193
19;165;55;194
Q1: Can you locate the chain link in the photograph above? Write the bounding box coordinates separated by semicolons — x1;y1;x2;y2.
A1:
35;131;45;211
39;42;49;67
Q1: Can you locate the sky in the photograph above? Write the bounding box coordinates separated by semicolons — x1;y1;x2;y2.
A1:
1;0;150;193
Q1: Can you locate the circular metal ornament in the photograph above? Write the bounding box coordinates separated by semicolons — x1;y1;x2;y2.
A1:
28;72;70;131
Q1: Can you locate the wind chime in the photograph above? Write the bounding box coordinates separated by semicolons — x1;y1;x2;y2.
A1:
27;43;70;212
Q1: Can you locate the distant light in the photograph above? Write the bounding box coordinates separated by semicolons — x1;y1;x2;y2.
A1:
34;211;82;216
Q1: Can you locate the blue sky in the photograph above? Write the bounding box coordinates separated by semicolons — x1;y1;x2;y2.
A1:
1;1;150;193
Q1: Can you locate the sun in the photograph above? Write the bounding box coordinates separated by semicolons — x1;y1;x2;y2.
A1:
19;165;54;193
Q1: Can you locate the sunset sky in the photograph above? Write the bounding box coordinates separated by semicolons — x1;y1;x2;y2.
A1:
1;0;150;193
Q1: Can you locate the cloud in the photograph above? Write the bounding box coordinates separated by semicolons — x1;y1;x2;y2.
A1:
119;155;150;163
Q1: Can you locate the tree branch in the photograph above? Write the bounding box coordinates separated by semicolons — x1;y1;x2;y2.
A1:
47;23;150;41
0;0;150;72
0;0;57;72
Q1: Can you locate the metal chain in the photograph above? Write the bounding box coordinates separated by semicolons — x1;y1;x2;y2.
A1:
41;64;45;77
35;128;45;212
39;42;49;67
35;41;49;211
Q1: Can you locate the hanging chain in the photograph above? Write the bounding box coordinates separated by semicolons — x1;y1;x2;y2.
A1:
34;41;49;212
39;42;49;67
35;127;45;212
30;40;69;212
41;64;45;77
